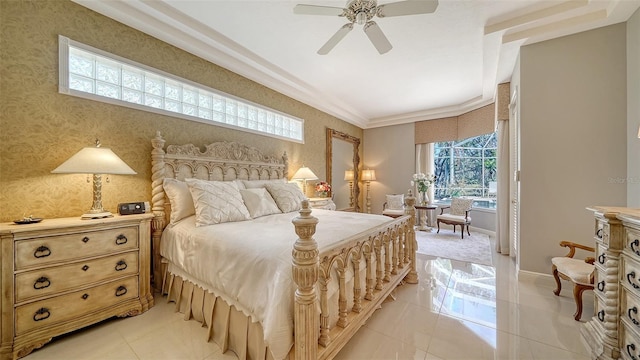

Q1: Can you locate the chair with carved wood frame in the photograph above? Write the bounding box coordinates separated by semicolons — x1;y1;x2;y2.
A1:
551;241;595;321
436;198;474;239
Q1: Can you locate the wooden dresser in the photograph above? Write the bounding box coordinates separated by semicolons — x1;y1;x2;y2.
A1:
0;214;154;360
582;207;640;360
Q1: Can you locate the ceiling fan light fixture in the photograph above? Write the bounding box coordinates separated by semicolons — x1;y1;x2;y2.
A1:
356;11;367;25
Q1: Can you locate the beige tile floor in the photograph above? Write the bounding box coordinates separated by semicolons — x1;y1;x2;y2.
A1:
23;236;592;360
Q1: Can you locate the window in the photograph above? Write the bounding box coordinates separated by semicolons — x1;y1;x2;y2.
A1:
434;132;497;208
58;36;304;143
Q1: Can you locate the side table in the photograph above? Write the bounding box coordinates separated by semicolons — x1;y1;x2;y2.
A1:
414;204;438;232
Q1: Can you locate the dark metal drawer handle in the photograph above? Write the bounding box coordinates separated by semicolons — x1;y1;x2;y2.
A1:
33;308;50;322
628;343;638;360
597;280;605;292
630;307;640;326
596;228;603;239
632;239;640;256
115;286;127;297
82;236;90;243
598;310;605;322
115;234;127;245
82;293;89;300
33;276;51;290
33;246;51;258
115;260;127;271
598;254;606;264
629;272;640;289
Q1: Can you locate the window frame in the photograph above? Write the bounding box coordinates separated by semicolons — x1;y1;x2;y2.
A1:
58;35;305;143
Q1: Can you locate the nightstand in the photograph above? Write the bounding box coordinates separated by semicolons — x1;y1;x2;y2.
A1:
0;214;154;360
308;197;336;210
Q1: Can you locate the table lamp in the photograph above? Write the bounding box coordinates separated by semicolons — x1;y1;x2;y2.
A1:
361;169;376;213
344;170;354;207
292;166;318;197
52;140;136;219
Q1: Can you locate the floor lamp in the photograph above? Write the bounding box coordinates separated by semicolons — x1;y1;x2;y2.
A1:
361;169;376;214
344;170;354;208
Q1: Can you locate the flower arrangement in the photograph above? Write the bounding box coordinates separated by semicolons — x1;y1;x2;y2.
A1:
411;173;435;194
315;181;331;197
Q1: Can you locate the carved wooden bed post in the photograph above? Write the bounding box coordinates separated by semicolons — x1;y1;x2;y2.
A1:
151;131;167;289
404;193;418;284
292;200;319;360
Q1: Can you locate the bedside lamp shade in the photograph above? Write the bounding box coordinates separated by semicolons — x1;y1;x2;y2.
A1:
292;166;318;197
52;140;136;219
361;169;376;182
344;170;354;181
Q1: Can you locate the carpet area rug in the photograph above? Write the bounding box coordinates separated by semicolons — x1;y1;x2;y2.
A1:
416;229;493;266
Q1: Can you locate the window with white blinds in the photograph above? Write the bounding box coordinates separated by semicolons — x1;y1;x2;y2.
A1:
58;36;304;143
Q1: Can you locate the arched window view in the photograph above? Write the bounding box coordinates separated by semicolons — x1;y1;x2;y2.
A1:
434;132;497;209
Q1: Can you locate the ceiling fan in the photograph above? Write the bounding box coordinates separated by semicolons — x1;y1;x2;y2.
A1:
294;0;438;55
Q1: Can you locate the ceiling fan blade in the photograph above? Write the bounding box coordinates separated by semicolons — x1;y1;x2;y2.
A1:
318;23;353;55
364;21;392;54
377;0;438;17
294;4;345;16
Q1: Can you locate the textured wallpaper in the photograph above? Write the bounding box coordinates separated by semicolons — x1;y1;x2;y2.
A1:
0;0;362;222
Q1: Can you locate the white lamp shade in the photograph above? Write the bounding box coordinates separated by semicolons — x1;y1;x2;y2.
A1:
52;147;136;175
344;170;354;181
361;169;376;181
292;166;318;180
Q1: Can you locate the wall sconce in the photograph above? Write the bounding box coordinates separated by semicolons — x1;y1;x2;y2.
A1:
292;166;318;197
344;170;354;208
52;139;136;219
361;168;376;213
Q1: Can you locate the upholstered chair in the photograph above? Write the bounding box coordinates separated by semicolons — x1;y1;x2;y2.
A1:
551;241;595;321
436;198;474;239
382;194;405;218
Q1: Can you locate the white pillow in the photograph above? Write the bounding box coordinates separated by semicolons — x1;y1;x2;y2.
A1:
185;178;251;226
241;178;287;189
163;178;195;225
386;194;404;210
240;188;282;218
265;182;308;213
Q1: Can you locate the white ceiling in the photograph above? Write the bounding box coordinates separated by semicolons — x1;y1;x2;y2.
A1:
74;0;639;129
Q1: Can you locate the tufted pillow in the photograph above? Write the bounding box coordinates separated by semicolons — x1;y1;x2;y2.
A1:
265;182;307;213
163;178;196;225
386;194;404;210
185;178;251;226
241;178;287;189
240;188;282;218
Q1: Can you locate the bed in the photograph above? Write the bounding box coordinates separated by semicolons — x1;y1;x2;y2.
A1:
149;132;418;360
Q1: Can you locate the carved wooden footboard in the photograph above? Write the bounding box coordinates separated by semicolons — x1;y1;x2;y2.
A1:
150;132;418;360
292;199;416;360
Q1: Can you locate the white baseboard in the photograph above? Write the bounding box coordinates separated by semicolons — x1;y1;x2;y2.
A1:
517;269;556;288
433;223;496;238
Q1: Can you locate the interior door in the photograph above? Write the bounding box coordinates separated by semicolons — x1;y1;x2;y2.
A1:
509;88;521;270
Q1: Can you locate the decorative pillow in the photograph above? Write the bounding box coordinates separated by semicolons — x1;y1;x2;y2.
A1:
265;182;307;213
240;188;282;218
241;178;287;189
386;194;404;210
185;178;251;226
163;178;196;225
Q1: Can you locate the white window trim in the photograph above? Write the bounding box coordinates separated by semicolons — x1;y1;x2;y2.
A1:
58;35;304;143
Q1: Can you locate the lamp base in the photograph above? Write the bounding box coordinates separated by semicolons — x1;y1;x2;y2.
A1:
81;211;113;219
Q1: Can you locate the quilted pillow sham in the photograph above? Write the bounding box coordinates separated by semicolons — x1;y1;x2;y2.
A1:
386;194;404;210
163;178;195;225
265;182;307;213
185;178;251;226
240;188;282;218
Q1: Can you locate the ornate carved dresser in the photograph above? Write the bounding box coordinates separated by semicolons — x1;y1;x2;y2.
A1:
0;214;154;359
582;207;640;360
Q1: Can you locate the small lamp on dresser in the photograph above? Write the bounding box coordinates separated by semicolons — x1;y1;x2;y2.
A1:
292;166;318;197
52;139;136;219
361;168;376;214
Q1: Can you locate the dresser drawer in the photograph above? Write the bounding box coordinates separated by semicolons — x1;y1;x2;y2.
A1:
594;296;607;325
622;287;640;335
595;243;608;269
621;322;640;360
596;219;609;245
622;255;640;297
15;251;139;303
594;268;607;301
15;226;138;270
15;276;139;335
626;227;640;260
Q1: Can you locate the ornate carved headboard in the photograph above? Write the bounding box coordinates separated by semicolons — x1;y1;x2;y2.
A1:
149;131;288;286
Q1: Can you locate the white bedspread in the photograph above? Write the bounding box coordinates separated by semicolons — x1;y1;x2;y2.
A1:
160;209;394;359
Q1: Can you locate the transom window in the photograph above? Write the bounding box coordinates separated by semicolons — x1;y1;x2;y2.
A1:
58;36;304;143
434;132;497;208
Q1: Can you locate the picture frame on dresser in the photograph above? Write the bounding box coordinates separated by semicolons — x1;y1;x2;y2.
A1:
0;214;154;360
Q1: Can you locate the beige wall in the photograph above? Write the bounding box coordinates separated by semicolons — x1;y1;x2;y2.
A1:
0;0;362;222
628;8;640;207
518;23;627;274
363;123;415;214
